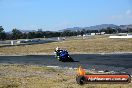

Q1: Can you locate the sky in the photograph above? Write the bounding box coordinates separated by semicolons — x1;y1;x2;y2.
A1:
0;0;132;32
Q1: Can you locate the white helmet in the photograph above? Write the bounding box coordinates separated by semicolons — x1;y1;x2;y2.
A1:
56;47;60;51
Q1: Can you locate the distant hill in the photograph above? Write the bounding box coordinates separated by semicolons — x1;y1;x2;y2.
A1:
84;24;118;30
59;27;82;32
60;24;132;32
119;24;132;30
20;30;37;33
6;30;37;34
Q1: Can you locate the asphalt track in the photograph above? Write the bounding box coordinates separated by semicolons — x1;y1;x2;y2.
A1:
0;54;132;74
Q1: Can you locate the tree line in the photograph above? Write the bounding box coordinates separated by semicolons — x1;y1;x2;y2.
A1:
0;26;132;40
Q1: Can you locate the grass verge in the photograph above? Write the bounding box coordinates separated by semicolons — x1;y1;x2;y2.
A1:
0;64;132;88
0;36;132;55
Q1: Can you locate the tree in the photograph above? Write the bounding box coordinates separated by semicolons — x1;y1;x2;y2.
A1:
36;31;44;38
12;28;23;39
82;29;87;34
80;31;84;36
61;30;73;37
0;26;6;40
127;28;132;33
116;28;121;33
0;26;4;32
77;30;81;35
27;32;35;39
105;27;116;34
6;33;12;40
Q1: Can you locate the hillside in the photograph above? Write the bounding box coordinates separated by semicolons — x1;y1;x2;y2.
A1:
60;24;132;32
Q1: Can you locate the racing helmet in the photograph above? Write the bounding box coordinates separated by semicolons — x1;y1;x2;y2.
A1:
56;47;60;51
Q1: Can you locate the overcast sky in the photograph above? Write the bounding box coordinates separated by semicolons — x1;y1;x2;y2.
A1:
0;0;132;31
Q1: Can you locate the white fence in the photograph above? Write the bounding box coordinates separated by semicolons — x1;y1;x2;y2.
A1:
109;35;132;38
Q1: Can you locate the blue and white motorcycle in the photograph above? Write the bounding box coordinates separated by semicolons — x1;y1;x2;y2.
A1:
54;49;74;62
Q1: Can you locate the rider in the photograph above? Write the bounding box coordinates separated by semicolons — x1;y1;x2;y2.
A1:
55;47;62;53
55;47;63;59
55;47;73;62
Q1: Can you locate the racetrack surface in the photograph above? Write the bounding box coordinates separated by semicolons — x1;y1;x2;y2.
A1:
0;54;132;74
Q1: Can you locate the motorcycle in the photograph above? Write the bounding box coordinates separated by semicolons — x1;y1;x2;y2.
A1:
54;49;74;62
